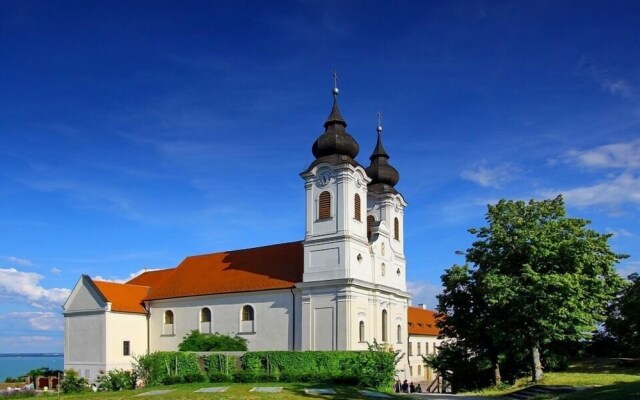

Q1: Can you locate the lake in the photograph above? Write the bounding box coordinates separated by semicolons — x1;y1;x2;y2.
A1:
0;354;63;382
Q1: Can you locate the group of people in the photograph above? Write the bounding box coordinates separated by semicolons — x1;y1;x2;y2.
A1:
394;379;422;393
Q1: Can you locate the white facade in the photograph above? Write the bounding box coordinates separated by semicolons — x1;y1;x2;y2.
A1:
63;276;147;381
406;334;442;383
63;92;429;382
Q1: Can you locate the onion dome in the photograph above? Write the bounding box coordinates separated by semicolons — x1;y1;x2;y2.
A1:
311;96;360;159
366;123;400;193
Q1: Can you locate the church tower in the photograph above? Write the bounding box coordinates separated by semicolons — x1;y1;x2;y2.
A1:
298;76;410;353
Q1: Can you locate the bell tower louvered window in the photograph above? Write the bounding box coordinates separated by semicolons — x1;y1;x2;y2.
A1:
367;215;375;240
319;191;331;219
354;194;361;221
394;217;400;241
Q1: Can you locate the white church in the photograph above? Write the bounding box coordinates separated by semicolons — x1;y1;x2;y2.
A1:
62;85;441;383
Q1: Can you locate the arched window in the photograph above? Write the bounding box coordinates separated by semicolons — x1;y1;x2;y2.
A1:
359;321;365;342
163;310;174;335
242;305;254;321
381;310;388;342
240;305;255;333
354;194;361;221
397;324;402;344
319;191;331;219
200;308;212;334
381;263;386;277
394;217;400;240
367;215;375;240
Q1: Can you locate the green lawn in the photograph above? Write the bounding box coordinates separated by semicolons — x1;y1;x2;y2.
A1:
44;382;400;399
472;358;640;399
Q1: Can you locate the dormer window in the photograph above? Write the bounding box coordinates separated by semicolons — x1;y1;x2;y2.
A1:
319;191;331;220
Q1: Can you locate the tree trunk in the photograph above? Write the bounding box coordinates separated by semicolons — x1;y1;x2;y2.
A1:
491;353;501;385
531;346;543;382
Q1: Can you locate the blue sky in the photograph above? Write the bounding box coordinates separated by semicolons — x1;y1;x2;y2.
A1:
1;1;639;353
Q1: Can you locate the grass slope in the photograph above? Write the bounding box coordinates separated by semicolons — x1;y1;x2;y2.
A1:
471;358;640;399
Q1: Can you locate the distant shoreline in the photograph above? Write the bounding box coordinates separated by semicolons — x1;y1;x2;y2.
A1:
0;354;63;358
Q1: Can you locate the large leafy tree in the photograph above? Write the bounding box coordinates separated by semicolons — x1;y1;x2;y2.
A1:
600;273;640;356
436;196;625;383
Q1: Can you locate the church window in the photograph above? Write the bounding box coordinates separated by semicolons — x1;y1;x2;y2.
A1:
359;321;365;342
319;191;331;219
242;305;254;321
354;194;361;221
163;310;175;335
123;341;130;356
397;324;402;343
381;243;385;256
367;215;375;240
417;342;422;355
381;263;386;277
381;310;388;342
240;305;255;333
418;365;422;376
394;217;400;240
408;342;413;356
200;308;212;334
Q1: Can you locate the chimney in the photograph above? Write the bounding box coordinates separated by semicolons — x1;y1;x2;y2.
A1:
418;303;427;309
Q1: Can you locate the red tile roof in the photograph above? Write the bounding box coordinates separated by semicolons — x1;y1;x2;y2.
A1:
144;241;303;301
93;280;150;314
127;268;175;287
407;306;440;336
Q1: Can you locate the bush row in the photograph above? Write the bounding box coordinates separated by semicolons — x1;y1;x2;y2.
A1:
136;349;397;390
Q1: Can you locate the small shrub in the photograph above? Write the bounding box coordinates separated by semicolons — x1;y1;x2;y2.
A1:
161;375;183;385
60;369;87;394
179;330;248;351
208;372;232;383
233;371;258;383
183;373;205;383
96;369;136;391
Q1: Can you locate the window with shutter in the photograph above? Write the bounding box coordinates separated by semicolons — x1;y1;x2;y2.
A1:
319;191;331;219
354;194;361;221
394;217;400;240
367;215;375;240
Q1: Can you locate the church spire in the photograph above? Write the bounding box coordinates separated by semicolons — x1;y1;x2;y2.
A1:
366;113;400;193
311;71;359;160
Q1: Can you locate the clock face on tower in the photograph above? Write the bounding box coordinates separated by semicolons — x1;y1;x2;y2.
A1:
318;171;332;186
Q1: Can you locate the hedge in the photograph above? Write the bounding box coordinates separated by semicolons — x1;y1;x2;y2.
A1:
135;348;398;390
135;352;202;386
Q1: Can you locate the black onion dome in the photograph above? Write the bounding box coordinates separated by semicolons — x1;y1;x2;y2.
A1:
366;130;400;190
311;98;360;159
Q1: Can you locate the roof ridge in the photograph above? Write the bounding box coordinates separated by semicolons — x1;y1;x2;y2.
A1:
185;240;303;259
94;280;152;289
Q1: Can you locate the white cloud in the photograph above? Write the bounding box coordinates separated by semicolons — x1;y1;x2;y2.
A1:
562;139;640;170
407;280;442;310
93;268;157;283
2;312;63;331
2;256;33;266
606;228;634;238
617;261;640;279
542;172;640;208
50;267;62;275
577;57;633;98
460;163;518;188
0;268;70;309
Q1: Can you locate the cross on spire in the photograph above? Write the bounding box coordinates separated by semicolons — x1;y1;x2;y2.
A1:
377;111;383;133
332;69;339;97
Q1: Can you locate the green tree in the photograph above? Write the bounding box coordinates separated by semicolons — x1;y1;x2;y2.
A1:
599;273;640;356
178;330;248;351
436;196;625;383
